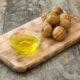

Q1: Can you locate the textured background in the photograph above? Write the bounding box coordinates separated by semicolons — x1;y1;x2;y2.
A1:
0;0;80;80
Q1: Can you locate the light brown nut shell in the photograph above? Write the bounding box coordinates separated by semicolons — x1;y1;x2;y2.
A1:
52;6;63;15
60;19;71;31
41;12;50;22
52;26;66;41
60;12;71;21
47;13;60;25
41;21;53;37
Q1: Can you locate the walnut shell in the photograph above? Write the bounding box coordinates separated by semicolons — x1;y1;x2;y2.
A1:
60;19;71;31
41;21;53;37
52;26;66;41
41;12;50;22
47;13;60;25
60;12;71;21
52;6;63;15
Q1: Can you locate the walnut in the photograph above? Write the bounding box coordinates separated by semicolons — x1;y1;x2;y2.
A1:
52;6;63;15
47;13;60;25
41;21;53;37
52;26;66;41
41;6;70;41
60;12;71;21
41;12;50;22
60;19;71;31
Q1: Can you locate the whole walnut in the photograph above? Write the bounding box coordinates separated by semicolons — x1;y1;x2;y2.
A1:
60;19;71;31
41;12;50;22
52;26;66;41
41;21;53;37
47;13;60;25
60;12;71;21
52;6;63;15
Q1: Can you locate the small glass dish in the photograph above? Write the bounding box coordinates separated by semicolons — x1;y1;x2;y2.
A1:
9;30;41;55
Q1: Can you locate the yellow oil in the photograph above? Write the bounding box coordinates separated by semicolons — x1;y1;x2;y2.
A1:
9;34;40;55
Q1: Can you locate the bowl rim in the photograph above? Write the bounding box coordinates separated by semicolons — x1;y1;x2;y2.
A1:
9;31;41;50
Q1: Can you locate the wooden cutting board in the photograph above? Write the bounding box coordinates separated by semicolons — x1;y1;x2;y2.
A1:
0;15;80;72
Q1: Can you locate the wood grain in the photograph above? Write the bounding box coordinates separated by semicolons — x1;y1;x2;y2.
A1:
0;15;80;73
1;0;80;80
0;0;7;34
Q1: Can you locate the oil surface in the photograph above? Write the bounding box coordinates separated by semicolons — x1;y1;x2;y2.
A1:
10;34;39;54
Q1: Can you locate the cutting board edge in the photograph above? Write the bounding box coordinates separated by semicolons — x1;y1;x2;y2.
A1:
7;32;80;72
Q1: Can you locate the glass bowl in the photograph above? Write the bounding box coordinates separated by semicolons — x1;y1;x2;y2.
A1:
9;30;41;55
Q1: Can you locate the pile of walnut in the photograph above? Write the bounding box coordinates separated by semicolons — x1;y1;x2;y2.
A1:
41;6;71;41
